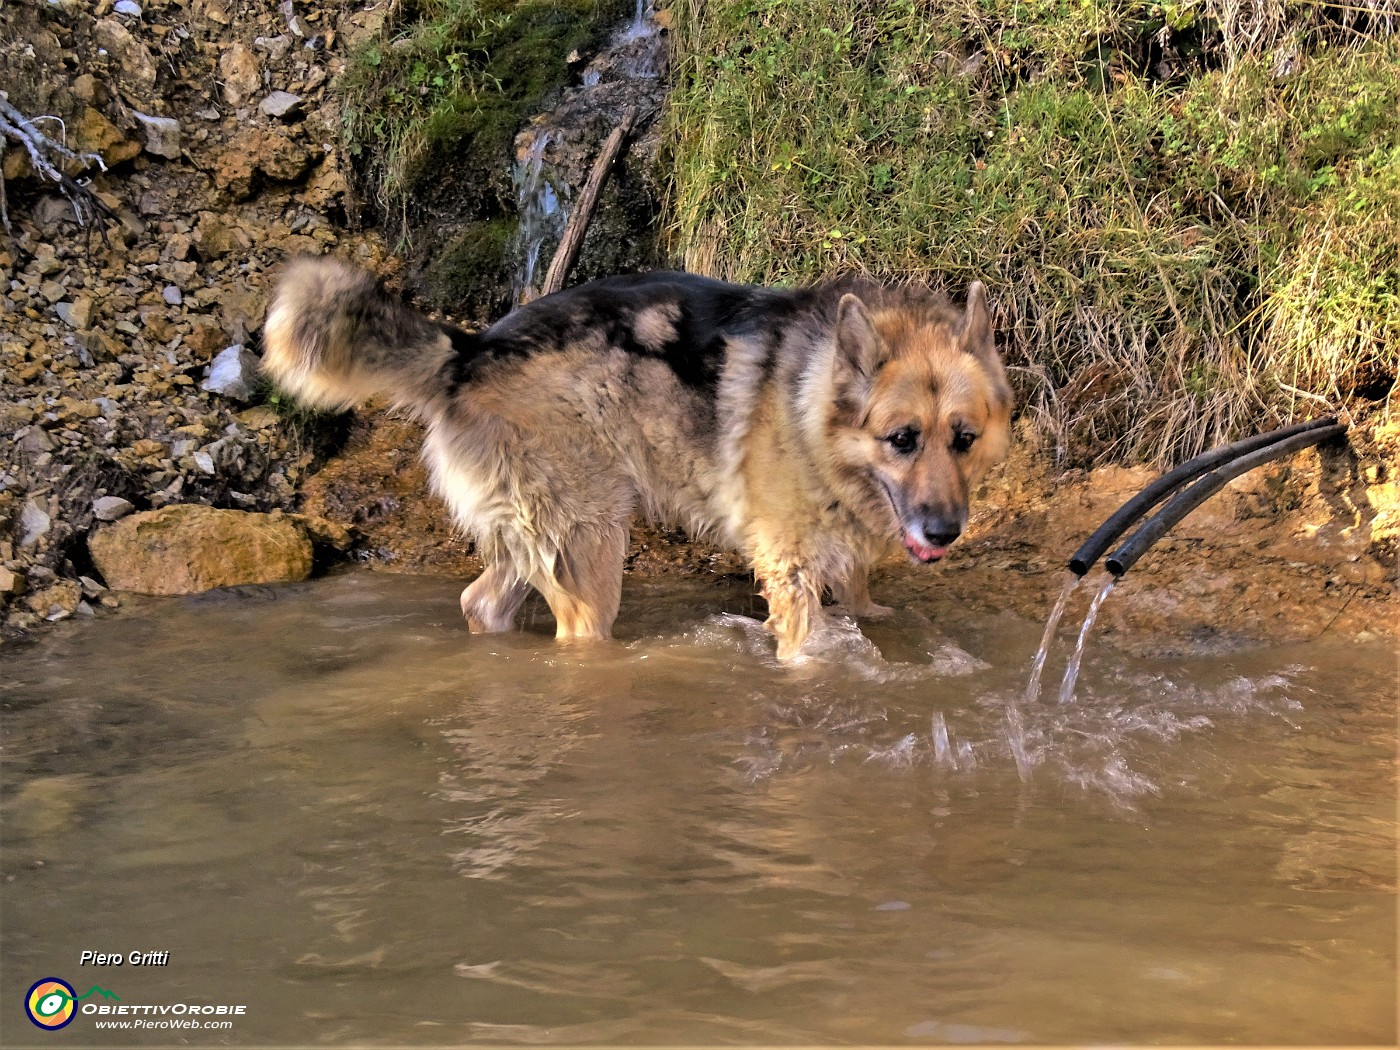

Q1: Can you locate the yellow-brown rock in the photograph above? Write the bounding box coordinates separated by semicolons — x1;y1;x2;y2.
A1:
88;505;312;595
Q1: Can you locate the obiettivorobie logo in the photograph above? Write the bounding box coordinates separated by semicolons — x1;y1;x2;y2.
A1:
23;977;247;1033
25;978;119;1030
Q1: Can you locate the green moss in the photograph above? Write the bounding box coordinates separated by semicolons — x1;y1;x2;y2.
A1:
341;0;632;236
667;0;1399;465
422;217;519;316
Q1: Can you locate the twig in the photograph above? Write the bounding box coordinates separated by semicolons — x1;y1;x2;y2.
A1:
537;106;636;299
0;91;120;235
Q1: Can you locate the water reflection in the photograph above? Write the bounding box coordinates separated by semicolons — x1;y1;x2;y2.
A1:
1;571;1393;1044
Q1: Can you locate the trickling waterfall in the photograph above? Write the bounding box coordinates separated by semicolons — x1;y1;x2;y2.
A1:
1001;571;1082;780
509;131;565;307
1056;576;1116;705
507;1;669;304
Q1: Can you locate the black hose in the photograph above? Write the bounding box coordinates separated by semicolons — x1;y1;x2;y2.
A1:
1104;423;1347;577
1067;416;1338;576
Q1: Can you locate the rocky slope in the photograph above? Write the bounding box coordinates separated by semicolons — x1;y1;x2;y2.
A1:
1;0;392;632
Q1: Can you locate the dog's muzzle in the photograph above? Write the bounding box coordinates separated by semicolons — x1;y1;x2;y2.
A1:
901;513;962;563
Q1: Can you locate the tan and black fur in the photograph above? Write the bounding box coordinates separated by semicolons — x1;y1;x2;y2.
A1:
263;259;1013;658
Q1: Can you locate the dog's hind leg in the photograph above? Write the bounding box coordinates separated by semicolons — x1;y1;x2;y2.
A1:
532;521;629;641
460;562;530;633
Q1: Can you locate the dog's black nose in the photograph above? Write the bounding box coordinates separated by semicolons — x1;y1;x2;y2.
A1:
918;513;962;548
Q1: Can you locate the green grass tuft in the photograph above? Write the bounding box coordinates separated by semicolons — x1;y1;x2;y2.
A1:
666;0;1400;465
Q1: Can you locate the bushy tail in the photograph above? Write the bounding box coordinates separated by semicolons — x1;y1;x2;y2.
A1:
261;257;463;412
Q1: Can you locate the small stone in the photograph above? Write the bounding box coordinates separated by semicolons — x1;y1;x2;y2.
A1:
32;244;63;275
19;499;51;548
280;0;307;37
254;34;292;60
193;450;216;474
78;576;108;599
201;344;261;400
27;581;82;621
162;285;183;305
132;438;165;458
0;403;36;429
235;405;280;429
0;566;25;597
132;111;181;159
54;296;94;329
213;128;312;197
219;44;262;106
72;74;105;106
259;91;303;119
93;18;157;97
93;495;135;521
17;427;56;454
193;213;249;259
114;1;142;17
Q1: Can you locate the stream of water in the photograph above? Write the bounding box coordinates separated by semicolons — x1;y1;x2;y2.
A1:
2;571;1394;1044
1055;574;1116;706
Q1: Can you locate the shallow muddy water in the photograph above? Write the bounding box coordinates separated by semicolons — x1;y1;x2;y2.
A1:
2;571;1395;1045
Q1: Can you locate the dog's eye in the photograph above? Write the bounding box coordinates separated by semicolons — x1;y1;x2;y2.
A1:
951;429;978;454
885;427;919;453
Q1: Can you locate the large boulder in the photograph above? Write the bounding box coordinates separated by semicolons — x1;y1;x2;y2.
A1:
88;505;312;595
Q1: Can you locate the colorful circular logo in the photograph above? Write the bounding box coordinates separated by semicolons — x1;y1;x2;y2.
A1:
26;978;77;1030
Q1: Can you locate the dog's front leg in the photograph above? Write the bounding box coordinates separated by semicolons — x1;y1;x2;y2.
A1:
831;565;894;619
753;552;825;660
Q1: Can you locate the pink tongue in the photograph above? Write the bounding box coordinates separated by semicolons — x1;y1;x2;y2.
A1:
904;534;946;562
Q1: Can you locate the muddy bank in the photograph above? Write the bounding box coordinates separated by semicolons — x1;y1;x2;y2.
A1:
286;412;1396;652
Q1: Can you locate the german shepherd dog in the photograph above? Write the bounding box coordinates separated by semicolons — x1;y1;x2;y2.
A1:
263;260;1013;659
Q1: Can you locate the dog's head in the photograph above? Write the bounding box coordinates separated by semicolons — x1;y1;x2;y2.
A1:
819;282;1013;563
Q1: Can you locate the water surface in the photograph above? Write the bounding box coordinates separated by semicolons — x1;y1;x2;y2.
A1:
2;572;1394;1044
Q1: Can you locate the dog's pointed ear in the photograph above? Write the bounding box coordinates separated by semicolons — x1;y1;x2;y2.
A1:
958;281;995;360
835;293;885;378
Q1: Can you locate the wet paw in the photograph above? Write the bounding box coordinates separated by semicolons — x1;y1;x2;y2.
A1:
833;601;895;619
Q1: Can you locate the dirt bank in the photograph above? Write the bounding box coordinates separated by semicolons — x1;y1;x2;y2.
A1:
291;412;1397;652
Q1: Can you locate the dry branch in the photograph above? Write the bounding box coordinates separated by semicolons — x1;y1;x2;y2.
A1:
537;106;637;299
0;90;120;235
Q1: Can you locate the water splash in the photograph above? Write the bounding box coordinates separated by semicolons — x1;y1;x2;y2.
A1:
1001;572;1081;780
1023;572;1079;705
1056;575;1116;705
931;712;953;766
1003;700;1034;782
